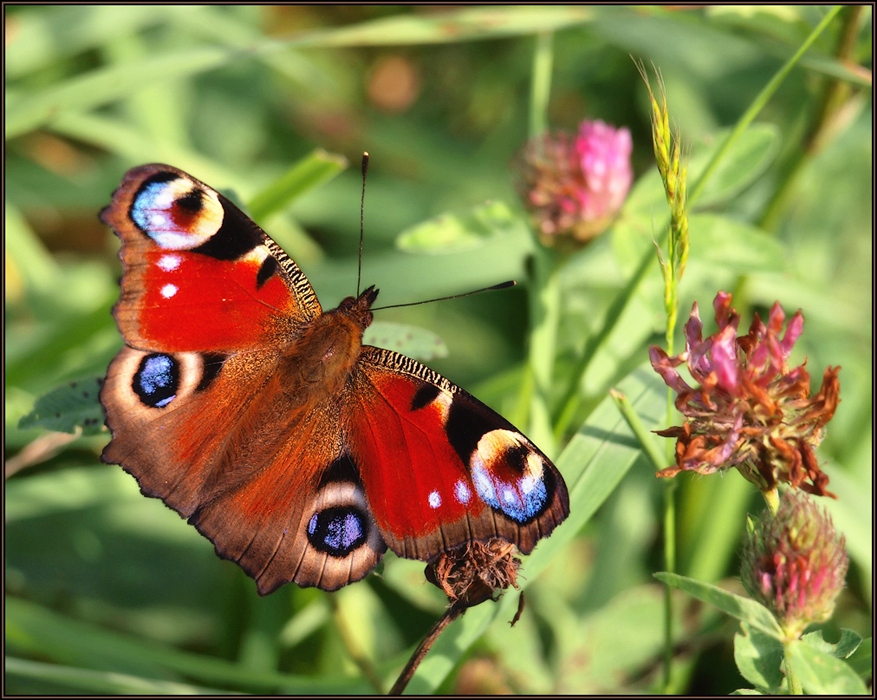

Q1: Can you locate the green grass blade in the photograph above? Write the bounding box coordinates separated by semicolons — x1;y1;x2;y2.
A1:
247;150;348;222
7;46;235;139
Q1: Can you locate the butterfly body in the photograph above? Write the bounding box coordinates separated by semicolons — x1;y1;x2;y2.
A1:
101;164;569;594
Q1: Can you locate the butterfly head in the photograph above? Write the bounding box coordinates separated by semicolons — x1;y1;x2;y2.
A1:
336;285;380;331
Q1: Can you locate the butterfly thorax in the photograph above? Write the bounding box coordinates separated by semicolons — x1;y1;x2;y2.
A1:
278;286;379;401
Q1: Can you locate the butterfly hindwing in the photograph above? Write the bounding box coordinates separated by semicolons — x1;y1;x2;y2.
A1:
348;347;569;561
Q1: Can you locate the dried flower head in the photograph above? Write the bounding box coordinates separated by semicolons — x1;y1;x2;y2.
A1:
650;292;840;497
425;539;521;608
517;120;633;246
740;489;848;638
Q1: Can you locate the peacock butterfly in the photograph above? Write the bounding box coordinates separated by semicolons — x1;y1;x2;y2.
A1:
99;163;569;595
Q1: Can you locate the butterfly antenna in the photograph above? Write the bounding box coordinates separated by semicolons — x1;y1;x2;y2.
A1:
356;152;369;297
372;280;516;311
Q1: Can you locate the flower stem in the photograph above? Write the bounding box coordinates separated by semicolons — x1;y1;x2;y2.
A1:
783;644;803;694
762;487;780;515
529;32;554;140
389;603;464;695
527;245;560;455
610;389;665;472
524;31;559;454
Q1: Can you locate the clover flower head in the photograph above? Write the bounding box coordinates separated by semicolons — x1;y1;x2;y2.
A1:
650;292;840;497
741;489;848;638
517;119;633;246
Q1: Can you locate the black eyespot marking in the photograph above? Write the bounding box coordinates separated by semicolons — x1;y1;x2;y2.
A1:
176;188;204;214
505;443;531;475
197;353;227;392
411;384;441;411
147;170;180;186
143;171;179;187
256;255;279;289
445;397;508;464
133;353;179;408
306;506;369;557
192;194;263;261
319;455;360;488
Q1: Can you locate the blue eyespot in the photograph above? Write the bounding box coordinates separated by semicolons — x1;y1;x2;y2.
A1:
133;353;179;408
307;507;368;557
471;464;548;524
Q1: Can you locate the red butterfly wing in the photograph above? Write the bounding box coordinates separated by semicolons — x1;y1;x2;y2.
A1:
347;347;569;561
100;165;386;593
100;163;321;352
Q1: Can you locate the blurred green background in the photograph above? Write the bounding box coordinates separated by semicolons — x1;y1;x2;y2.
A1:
5;6;871;694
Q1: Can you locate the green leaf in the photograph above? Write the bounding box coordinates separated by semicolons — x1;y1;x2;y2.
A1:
689;214;787;274
653;572;784;639
5;6;206;80
247;150;348;222
553;584;691;693
396;200;528;254
7;7;600;140
5;465;133;522
363;322;448;361
623;123;780;218
5;203;60;296
786;637;869;695
18;377;105;436
801;627;863;660
834;629;865;660
846;636;872;681
734;621;785;693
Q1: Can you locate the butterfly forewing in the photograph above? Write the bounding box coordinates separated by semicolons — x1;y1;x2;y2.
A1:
100;163;321;353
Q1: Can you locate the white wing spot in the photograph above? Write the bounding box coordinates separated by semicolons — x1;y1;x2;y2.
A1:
158;254;181;271
160;284;178;299
454;480;471;504
428;490;442;509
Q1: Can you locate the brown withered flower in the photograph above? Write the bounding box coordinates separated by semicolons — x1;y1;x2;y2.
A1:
393;541;523;694
425;539;521;609
650;292;840;497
